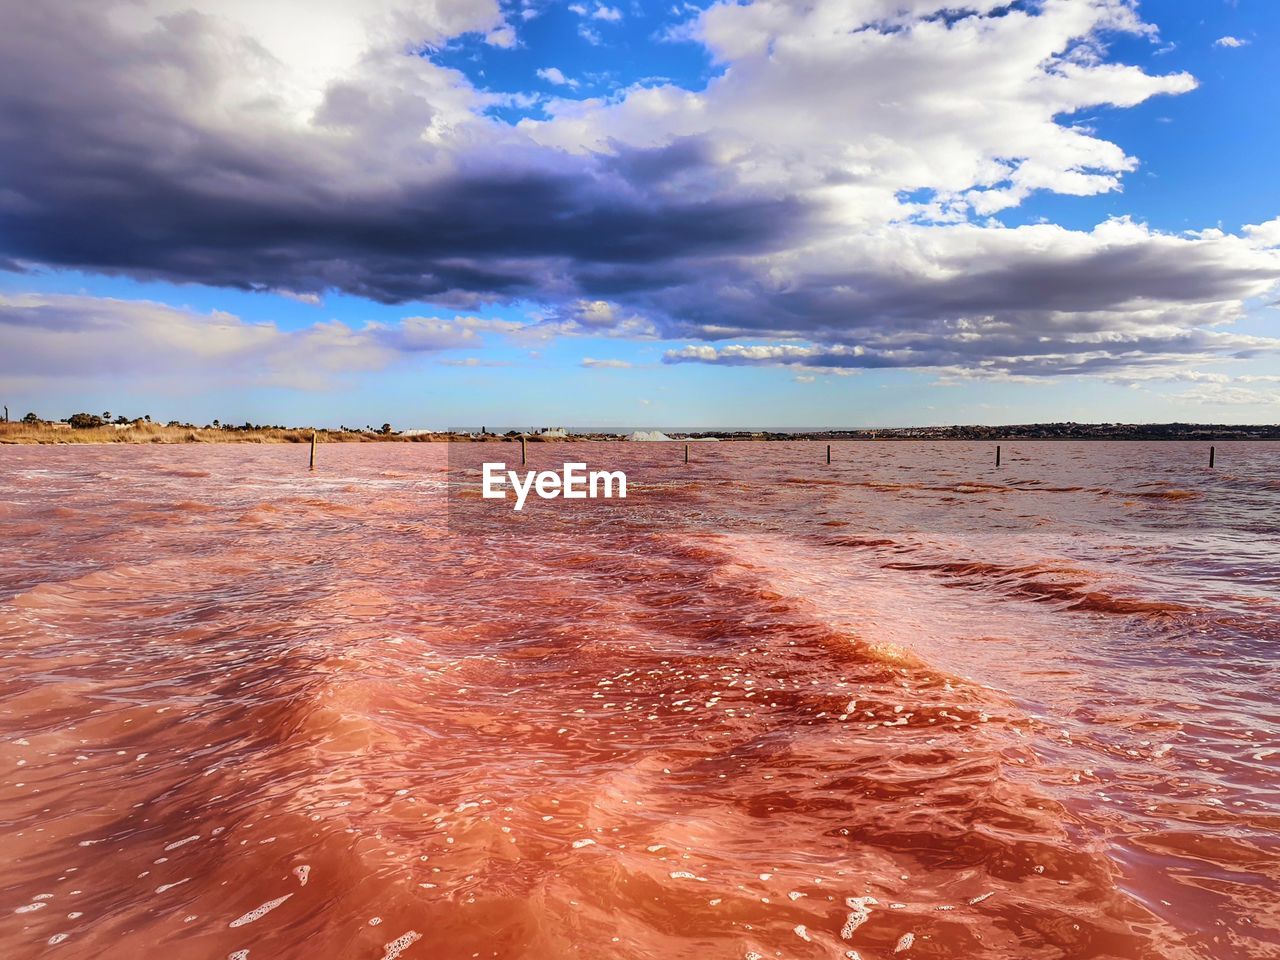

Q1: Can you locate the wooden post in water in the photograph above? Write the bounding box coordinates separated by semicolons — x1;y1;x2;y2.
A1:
826;443;831;465
995;444;1001;468
309;431;317;470
684;443;689;464
1210;445;1216;469
520;434;527;466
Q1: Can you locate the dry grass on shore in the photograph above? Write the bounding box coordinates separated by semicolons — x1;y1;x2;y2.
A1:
0;422;445;444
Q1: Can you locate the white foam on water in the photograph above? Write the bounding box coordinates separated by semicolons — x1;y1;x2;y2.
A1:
381;930;422;960
228;951;249;960
794;924;811;942
571;838;595;849
15;902;47;914
48;933;69;945
842;896;877;939
293;865;310;886
895;932;915;952
155;879;191;893
968;892;994;905
228;893;293;928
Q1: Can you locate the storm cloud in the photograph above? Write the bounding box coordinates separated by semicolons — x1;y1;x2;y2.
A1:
0;1;801;306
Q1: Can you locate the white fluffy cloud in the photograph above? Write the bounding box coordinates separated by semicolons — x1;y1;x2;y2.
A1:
529;0;1194;219
117;0;513;116
1244;216;1280;249
536;66;578;88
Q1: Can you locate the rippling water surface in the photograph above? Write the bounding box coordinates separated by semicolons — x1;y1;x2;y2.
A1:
1;441;1277;960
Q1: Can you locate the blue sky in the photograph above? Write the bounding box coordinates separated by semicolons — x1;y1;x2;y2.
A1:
433;2;725;122
1001;1;1280;234
2;0;1279;428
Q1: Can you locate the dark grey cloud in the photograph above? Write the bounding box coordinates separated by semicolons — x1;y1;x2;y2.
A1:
0;98;799;306
645;218;1280;375
662;326;1280;379
0;3;802;305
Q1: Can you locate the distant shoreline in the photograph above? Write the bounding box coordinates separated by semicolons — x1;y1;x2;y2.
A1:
3;420;1279;444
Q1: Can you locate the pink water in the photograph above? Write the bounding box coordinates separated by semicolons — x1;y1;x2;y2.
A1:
0;442;1276;959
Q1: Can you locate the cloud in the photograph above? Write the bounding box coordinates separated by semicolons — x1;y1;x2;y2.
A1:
1156;371;1280;406
438;356;513;367
536;66;579;88
531;0;1196;219
276;290;324;306
0;0;1278;383
1244;216;1280;249
532;299;660;340
1214;36;1248;48
0;293;512;389
0;1;795;306
1177;385;1280;406
654;217;1280;376
581;357;632;368
486;24;518;48
1101;369;1232;387
567;3;620;23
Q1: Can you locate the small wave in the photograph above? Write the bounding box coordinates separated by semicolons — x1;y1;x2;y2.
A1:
780;477;846;486
881;559;1192;614
1123;488;1200;501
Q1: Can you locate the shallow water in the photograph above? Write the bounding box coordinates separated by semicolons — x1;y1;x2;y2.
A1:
0;441;1276;960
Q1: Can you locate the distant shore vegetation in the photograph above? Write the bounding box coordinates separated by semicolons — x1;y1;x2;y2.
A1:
0;412;421;444
2;411;1279;444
